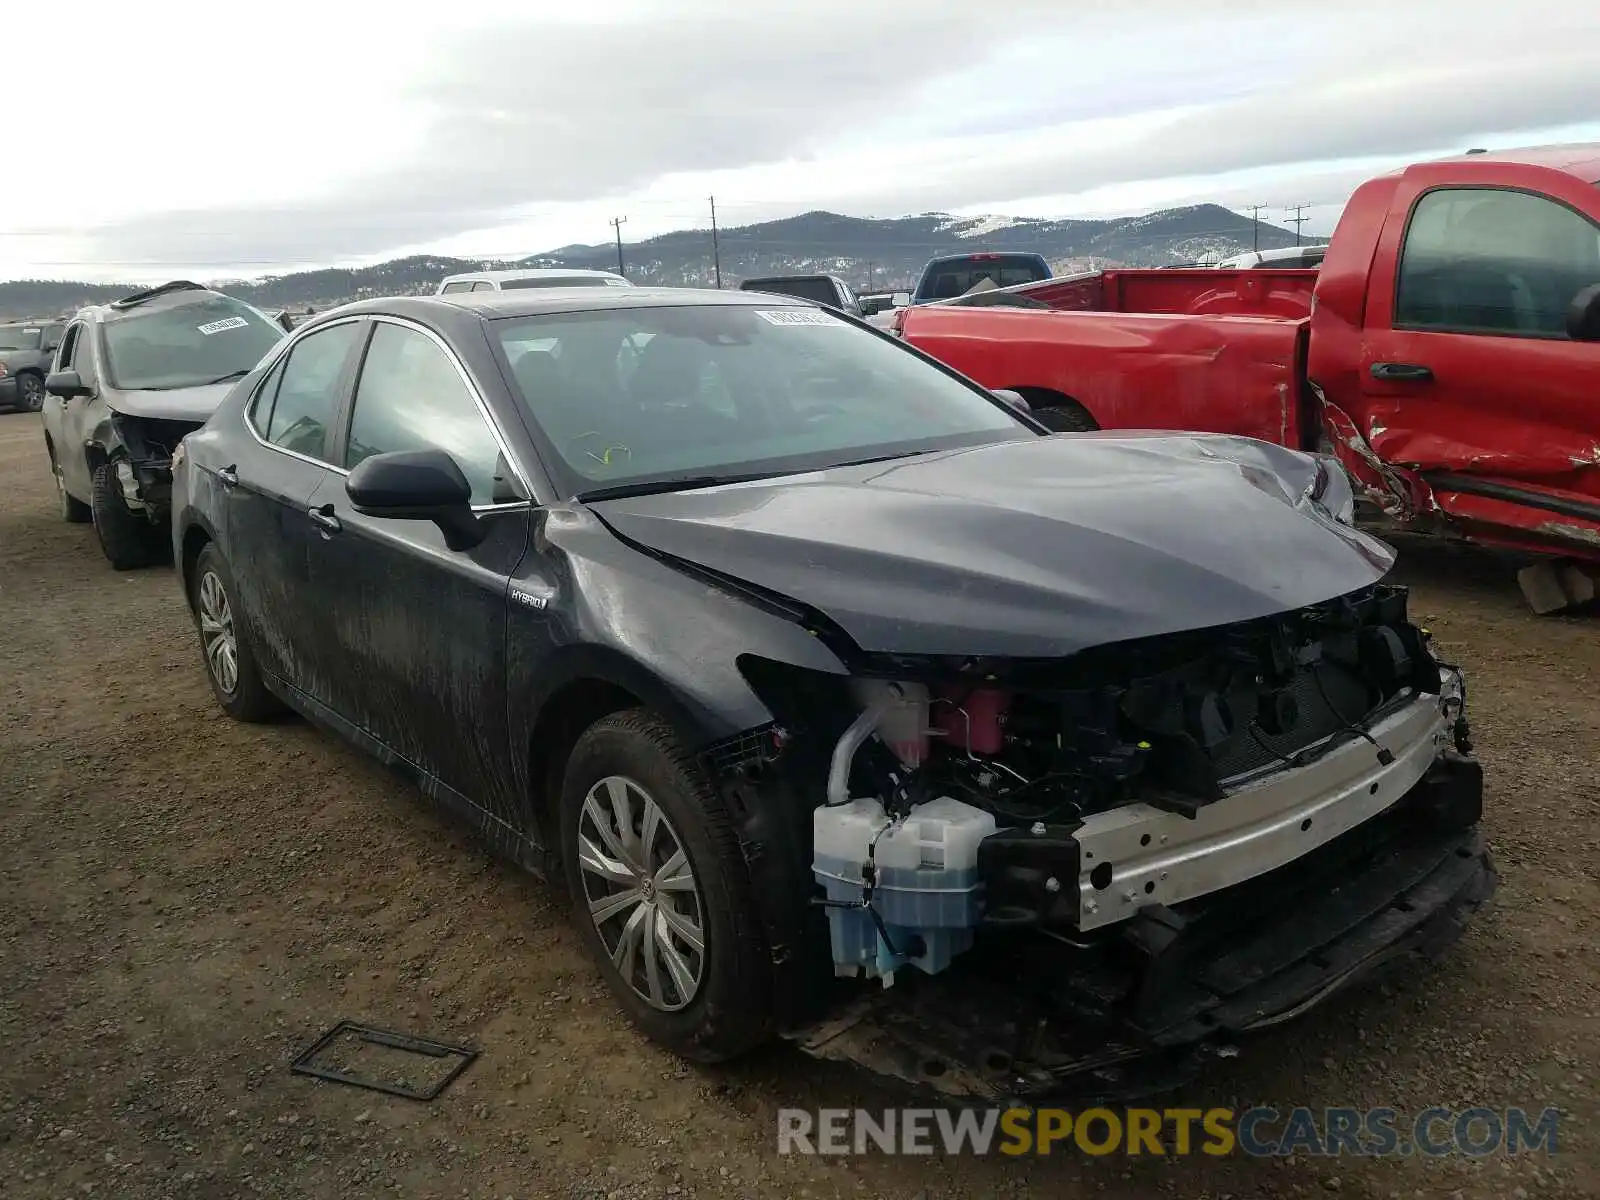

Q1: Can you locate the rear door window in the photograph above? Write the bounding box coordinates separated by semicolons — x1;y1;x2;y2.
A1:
262;322;364;463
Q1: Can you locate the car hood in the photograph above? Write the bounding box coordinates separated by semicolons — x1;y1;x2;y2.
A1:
589;433;1395;658
106;381;236;423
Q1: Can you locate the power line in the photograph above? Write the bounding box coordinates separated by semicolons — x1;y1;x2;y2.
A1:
1246;205;1266;253
1284;204;1312;246
708;196;722;289
608;215;627;278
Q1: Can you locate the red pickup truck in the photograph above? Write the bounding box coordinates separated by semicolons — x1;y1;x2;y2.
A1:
896;145;1600;564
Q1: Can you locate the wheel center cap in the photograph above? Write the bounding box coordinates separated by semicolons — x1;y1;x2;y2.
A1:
640;879;656;901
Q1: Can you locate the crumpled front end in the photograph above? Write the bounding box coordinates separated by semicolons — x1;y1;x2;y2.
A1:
103;412;204;518
716;580;1493;1100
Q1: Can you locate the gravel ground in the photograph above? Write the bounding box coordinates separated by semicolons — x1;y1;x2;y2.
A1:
1;410;1596;1199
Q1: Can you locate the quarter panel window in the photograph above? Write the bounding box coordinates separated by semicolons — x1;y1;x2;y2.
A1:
440;281;473;294
345;322;514;505
248;358;288;433
264;322;363;462
1396;187;1600;336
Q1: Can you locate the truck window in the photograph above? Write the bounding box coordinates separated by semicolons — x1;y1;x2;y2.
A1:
440;281;474;294
1396;188;1600;338
916;255;1051;302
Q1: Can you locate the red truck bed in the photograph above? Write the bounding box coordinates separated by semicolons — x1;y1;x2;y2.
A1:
900;269;1322;450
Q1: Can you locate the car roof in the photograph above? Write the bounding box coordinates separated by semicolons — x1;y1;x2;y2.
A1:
74;283;241;324
440;267;628;283
323;287;816;323
1407;142;1600;183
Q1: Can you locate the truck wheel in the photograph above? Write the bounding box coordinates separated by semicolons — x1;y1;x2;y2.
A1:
559;709;773;1063
192;543;281;721
18;373;45;412
90;462;161;570
51;451;91;523
1032;403;1098;433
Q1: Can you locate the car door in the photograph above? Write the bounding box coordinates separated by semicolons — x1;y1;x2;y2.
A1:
306;316;533;828
221;318;366;697
45;323;95;499
1358;184;1600;499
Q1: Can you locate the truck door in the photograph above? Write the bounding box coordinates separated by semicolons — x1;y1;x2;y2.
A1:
1358;183;1600;518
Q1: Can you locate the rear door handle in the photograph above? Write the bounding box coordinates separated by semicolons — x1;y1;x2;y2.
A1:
307;504;342;534
1370;361;1434;382
216;464;239;488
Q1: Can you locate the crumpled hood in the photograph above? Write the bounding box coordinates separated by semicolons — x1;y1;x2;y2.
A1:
589;433;1395;659
108;381;236;424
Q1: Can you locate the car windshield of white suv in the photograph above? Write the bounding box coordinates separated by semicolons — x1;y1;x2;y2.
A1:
493;303;1032;498
103;296;285;391
0;325;42;351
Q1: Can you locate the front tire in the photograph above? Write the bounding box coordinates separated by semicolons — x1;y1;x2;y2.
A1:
559;710;773;1062
90;462;162;570
191;544;281;721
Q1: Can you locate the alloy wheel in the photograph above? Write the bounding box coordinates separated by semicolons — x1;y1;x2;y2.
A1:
577;775;706;1011
21;375;44;411
197;571;239;695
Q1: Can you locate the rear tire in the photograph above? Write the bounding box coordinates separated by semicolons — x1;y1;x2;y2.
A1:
90;462;162;570
18;373;44;412
559;709;773;1062
192;544;281;721
1031;402;1098;433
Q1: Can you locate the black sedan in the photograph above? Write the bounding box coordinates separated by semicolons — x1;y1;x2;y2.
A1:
171;288;1491;1096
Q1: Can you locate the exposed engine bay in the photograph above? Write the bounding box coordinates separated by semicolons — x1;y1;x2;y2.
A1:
724;581;1492;1099
107;413;203;516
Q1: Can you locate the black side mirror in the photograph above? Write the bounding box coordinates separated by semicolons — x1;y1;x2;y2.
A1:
45;369;90;399
345;448;485;550
277;312;296;333
990;388;1031;415
1567;284;1600;342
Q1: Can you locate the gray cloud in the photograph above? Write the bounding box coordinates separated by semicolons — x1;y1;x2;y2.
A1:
73;0;1600;269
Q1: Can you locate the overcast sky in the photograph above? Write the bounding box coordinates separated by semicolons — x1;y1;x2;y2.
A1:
4;0;1598;282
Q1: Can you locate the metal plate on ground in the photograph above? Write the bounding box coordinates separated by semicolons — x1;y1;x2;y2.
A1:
290;1021;479;1101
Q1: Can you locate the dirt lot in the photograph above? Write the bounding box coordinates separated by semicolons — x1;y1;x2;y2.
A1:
1;411;1596;1200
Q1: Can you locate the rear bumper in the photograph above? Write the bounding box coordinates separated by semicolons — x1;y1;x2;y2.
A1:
793;753;1494;1103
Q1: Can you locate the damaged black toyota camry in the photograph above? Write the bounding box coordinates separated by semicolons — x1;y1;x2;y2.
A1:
172;288;1494;1101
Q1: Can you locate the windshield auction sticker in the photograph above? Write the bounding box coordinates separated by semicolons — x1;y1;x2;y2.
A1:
197;316;249;335
754;309;839;326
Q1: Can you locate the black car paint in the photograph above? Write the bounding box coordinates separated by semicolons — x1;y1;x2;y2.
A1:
173;289;1394;1035
590;433;1394;659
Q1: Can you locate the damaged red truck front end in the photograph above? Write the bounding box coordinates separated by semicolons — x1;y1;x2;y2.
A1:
896;144;1600;568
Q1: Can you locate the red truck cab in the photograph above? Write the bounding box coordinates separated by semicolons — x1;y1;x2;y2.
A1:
897;144;1600;564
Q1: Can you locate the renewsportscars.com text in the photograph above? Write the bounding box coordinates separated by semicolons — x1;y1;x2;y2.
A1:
777;1106;1561;1158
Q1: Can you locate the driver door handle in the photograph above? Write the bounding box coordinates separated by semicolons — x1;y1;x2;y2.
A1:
307;504;342;534
216;465;239;488
1370;361;1433;382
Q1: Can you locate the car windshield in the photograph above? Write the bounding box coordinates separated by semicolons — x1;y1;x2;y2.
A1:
492;303;1032;497
0;325;42;351
103;296;284;391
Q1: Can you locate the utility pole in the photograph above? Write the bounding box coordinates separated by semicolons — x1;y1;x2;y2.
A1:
609;215;627;278
708;196;722;289
866;261;875;291
1247;204;1266;252
1285;204;1310;246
